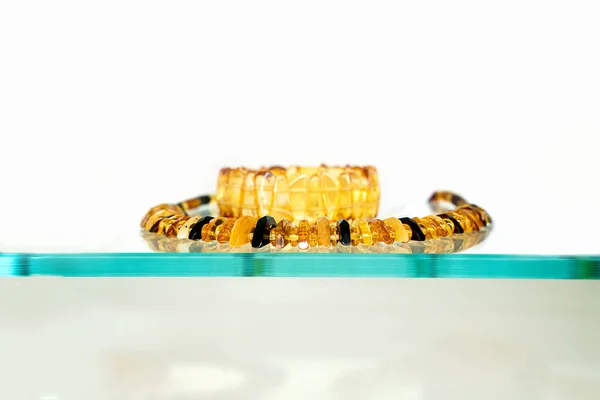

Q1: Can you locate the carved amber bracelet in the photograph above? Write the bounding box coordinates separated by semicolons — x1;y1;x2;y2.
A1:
140;165;492;250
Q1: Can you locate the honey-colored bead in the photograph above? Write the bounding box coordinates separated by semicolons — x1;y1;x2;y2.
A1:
383;217;410;243
369;219;394;245
286;221;299;247
425;215;451;237
329;222;339;246
316;217;331;247
458;207;485;228
271;219;290;248
216;218;236;243
177;216;199;239
157;215;182;235
403;223;413;240
454;210;480;232
352;219;373;245
308;223;318;247
447;211;475;232
413;217;440;240
141;204;184;229
438;215;456;235
166;216;190;238
143;209;178;232
350;223;361;246
202;217;228;241
297;219;310;250
229;216;258;247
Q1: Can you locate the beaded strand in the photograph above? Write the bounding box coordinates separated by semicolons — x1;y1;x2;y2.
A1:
140;191;492;249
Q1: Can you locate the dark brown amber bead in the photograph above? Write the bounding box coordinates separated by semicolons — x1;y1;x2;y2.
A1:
252;216;277;248
338;220;351;246
189;216;214;240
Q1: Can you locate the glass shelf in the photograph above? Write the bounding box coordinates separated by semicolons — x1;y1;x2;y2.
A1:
1;253;599;279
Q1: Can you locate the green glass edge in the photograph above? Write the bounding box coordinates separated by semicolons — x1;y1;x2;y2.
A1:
1;253;599;278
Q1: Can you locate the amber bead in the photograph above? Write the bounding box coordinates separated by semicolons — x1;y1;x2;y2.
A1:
316;217;330;247
383;217;410;243
201;217;227;241
454;209;481;231
285;221;299;247
412;217;436;240
270;219;290;248
369;219;394;245
252;216;277;248
353;219;373;245
438;213;462;234
141;204;184;229
329;222;340;246
216;218;236;243
308;223;318;247
166;216;190;238
425;215;452;237
338;220;351;246
177;216;199;239
144;209;178;232
471;204;492;225
349;223;361;246
189;216;214;240
157;215;180;235
447;211;475;232
400;217;426;241
229;216;258;247
297;219;310;250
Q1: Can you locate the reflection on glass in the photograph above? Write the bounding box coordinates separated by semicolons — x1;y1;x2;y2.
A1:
141;229;490;254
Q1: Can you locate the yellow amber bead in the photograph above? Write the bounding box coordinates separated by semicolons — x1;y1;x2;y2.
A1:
308;223;318;247
438;215;456;235
413;217;439;240
447;211;474;232
229;216;258;247
203;217;228;241
141;204;183;229
383;217;410;243
352;219;373;245
458;207;485;229
157;215;182;235
166;216;190;238
297;219;310;250
329;222;339;246
350;223;361;246
216;218;236;243
143;209;177;232
270;219;290;248
425;215;451;237
455;210;481;231
369;219;394;245
177;216;199;239
286;221;299;247
316;217;330;247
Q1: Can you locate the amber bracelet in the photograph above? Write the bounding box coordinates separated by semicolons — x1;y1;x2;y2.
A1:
140;190;492;250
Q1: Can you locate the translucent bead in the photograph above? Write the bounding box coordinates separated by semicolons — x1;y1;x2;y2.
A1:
329;222;339;246
308;223;318;247
383;217;410;243
143;209;178;232
350;223;361;246
353;219;373;245
286;221;299;247
298;219;310;250
369;219;394;245
141;204;184;229
425;215;451;237
317;217;331;247
216;218;236;243
157;215;181;235
230;216;258;247
177;216;199;239
203;217;228;241
271;219;290;248
166;216;190;238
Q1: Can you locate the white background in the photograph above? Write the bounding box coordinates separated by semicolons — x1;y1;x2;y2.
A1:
1;0;599;253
